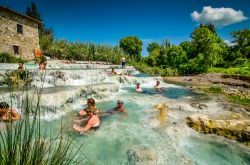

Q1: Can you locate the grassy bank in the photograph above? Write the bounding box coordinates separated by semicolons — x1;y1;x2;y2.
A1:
208;67;250;77
199;86;250;108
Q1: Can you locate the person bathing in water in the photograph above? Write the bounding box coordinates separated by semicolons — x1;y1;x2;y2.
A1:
78;98;99;117
136;83;158;94
0;102;21;122
135;83;143;92
73;98;99;125
110;68;117;75
99;100;127;117
155;80;162;91
72;107;100;133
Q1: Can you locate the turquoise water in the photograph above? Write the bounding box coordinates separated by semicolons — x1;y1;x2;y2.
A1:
41;86;250;165
0;67;249;164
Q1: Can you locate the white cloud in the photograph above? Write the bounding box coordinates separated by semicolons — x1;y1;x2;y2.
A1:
224;40;236;46
191;6;248;27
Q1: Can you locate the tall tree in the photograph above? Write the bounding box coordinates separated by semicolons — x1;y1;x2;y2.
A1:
161;39;171;49
147;42;161;54
231;29;250;58
119;36;143;59
166;45;187;69
191;27;225;67
25;1;42;21
25;2;54;53
199;24;217;35
179;41;195;59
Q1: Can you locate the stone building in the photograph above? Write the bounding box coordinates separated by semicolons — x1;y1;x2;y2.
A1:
0;6;41;60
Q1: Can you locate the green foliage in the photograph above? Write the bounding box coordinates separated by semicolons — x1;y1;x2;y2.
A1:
0;70;32;87
198;24;217;35
231;29;250;58
0;88;85;164
179;41;195;59
39;29;54;53
119;36;143;59
161;39;171;49
165;45;187;68
130;61;177;77
226;95;250;107
179;54;207;74
202;86;224;94
208;66;250;76
147;42;161;53
25;2;42;21
0;52;20;63
191;27;225;67
48;40;123;64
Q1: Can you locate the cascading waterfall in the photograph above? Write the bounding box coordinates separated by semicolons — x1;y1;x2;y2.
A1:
0;61;249;165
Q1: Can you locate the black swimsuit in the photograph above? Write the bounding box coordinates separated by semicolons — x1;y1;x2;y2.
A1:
91;126;99;131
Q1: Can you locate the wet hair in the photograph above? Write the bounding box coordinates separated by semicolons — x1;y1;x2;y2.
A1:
157;80;160;84
136;83;140;86
87;98;96;106
117;100;123;105
0;102;10;109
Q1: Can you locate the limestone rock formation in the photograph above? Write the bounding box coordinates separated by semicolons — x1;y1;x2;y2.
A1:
126;146;157;165
186;114;250;145
190;102;207;110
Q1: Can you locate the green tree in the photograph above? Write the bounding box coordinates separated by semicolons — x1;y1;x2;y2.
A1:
119;36;143;60
199;24;217;35
179;41;195;59
179;53;207;74
145;49;160;67
25;2;54;53
166;45;187;69
25;2;42;21
161;39;171;49
147;42;161;53
231;29;250;58
191;27;225;67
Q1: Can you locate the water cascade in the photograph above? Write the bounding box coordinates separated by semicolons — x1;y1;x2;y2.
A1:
0;61;249;164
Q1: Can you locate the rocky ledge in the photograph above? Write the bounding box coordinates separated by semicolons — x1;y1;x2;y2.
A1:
186;114;250;145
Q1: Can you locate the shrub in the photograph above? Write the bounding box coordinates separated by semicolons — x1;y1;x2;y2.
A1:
0;52;20;63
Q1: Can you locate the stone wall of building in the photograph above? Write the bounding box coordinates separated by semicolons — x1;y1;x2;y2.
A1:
0;10;40;60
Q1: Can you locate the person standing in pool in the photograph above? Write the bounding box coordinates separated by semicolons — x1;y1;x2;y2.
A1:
121;57;126;68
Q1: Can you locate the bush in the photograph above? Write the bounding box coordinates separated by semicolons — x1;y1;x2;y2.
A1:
0;52;20;63
202;86;224;93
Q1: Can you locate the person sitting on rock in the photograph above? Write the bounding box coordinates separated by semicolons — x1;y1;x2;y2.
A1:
0;102;20;122
72;107;100;133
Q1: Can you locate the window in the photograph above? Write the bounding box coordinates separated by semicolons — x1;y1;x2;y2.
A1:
17;24;23;34
13;45;19;54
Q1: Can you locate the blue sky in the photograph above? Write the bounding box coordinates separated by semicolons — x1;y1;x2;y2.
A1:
1;0;249;55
